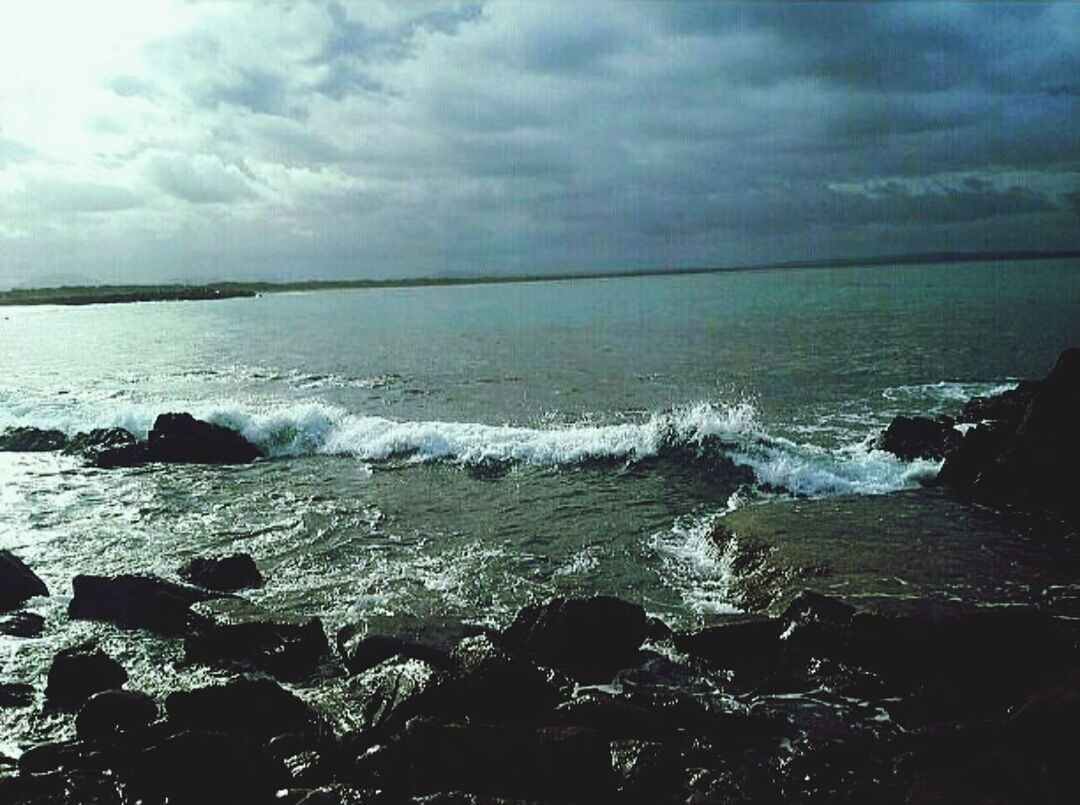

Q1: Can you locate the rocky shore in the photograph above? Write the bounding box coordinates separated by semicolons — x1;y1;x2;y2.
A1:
2;542;1078;804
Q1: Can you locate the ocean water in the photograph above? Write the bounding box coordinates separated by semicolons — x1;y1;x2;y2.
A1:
2;258;1079;744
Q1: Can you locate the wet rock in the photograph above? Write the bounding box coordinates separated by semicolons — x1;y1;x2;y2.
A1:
0;550;49;612
134;730;287;805
68;573;219;635
164;677;330;745
147;412;262;464
45;643;128;709
16;739;121;776
346;656;440;736
403;717;615;800
554;692;673;740
501;595;648;682
781;590;856;628
63;427;140;467
939;347;1080;522
611;739;692;803
877;415;961;461
0;683;35;708
336;616;483;674
0;610;45;637
0;769;122;805
0;426;67;452
674;616;785;684
184;617;330;681
959;383;1038;426
75;689;158;741
180;552;263;591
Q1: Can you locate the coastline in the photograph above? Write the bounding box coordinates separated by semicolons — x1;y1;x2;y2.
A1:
3;248;1078;308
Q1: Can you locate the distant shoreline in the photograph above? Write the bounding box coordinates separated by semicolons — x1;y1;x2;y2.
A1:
3;248;1078;308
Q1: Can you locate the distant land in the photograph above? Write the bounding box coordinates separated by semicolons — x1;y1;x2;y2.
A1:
2;249;1078;307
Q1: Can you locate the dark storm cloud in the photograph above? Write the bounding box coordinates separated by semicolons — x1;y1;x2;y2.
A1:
1;2;1077;287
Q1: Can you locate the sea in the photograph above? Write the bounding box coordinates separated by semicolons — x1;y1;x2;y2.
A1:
2;257;1079;746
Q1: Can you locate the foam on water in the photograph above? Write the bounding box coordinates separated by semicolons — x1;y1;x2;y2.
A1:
650;508;744;615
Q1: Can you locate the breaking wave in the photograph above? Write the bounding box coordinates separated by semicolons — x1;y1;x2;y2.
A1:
0;395;938;499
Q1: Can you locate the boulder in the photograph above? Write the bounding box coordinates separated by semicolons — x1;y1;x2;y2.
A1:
45;643;128;709
336;616;482;675
0;611;45;637
134;731;287;804
180;553;263;591
68;573;219;635
403;717;615;800
0;426;67;452
501;596;648;683
0;550;48;611
63;427;140;467
147;412;261;464
75;690;158;741
674;616;786;682
781;590;856;628
346;656;440;736
876;415;961;461
184;617;330;681
164;678;330;745
0;683;35;708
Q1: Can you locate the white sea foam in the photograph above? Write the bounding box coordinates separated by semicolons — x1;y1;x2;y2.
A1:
650;511;743;615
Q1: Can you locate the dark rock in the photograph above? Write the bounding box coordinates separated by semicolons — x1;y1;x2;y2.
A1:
959;383;1038;426
75;689;158;741
0;550;48;611
336;615;483;674
0;683;35;708
180;552;263;591
45;643;128;709
135;730;287;805
554;692;673;740
877;415;961;461
939;347;1080;522
781;590;856;628
674;616;785;683
403;717;615;800
68;573;219;635
501;595;648;682
16;739;121;776
63;427;139;467
185;617;330;681
611;739;692;803
164;678;330;745
147;412;261;464
0;426;67;452
0;610;45;637
0;769;122;805
346;656;440;736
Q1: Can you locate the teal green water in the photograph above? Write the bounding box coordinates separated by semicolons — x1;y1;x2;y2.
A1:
1;258;1078;746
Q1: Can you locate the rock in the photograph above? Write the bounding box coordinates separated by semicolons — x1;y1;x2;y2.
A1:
0;550;48;611
75;690;158;741
346;656;440;736
781;590;856;628
0;426;67;452
45;643;128;709
68;573;219;635
147;412;261;464
674;616;785;683
164;678;330;745
0;611;45;637
62;427;140;467
938;347;1080;522
184;617;330;681
501;595;648;682
403;717;615;800
336;615;483;675
554;692;673;740
0;683;35;708
134;731;287;804
0;770;122;805
877;415;961;461
180;553;263;591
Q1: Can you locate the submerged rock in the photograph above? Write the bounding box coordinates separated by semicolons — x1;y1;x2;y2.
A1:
877;415;961;461
0;611;45;637
45;643;128;709
184;617;330;681
180;552;263;591
501;595;648;683
147;412;261;464
68;573;219;635
0;426;67;452
0;550;48;612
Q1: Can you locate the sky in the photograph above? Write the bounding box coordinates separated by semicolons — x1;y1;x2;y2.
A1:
0;1;1077;287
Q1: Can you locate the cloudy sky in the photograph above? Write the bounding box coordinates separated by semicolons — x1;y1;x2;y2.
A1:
0;1;1077;287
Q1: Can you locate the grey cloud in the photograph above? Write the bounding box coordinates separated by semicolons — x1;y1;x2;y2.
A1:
144;153;255;204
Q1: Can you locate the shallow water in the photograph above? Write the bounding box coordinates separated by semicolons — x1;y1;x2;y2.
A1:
2;257;1079;746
